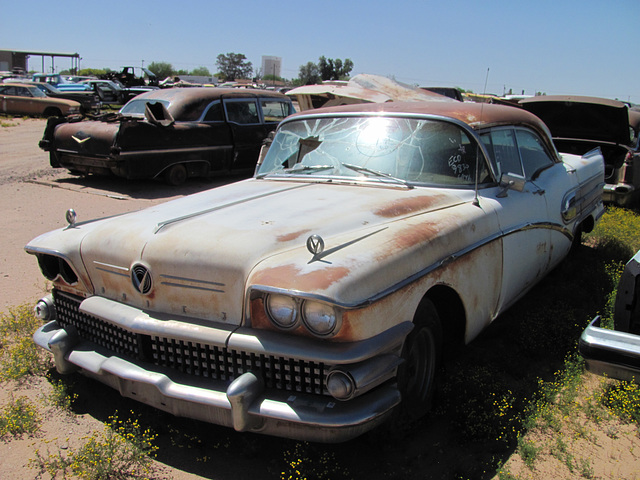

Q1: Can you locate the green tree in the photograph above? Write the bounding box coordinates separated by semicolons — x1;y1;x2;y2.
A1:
312;56;354;82
297;61;321;85
190;66;211;76
147;61;174;79
78;68;110;76
216;53;252;81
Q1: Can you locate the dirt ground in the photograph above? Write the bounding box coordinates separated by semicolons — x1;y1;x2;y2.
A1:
1;118;639;480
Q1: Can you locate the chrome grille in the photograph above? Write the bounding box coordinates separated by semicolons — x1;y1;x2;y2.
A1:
54;291;139;358
52;291;328;395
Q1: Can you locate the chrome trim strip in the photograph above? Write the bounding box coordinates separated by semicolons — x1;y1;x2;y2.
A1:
159;274;226;293
117;145;231;157
154;184;310;234
93;261;129;277
249;220;573;312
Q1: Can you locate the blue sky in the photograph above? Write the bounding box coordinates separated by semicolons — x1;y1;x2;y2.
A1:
3;0;639;102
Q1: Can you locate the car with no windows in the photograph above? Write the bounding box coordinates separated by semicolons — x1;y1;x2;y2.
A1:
28;101;605;442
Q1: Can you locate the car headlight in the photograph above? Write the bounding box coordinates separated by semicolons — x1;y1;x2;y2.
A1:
302;301;337;336
266;294;298;329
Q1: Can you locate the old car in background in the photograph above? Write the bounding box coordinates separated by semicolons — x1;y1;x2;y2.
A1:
28;101;604;442
80;79;157;105
286;73;454;111
32;73;93;92
580;249;640;382
521;95;640;207
39;88;294;185
30;82;101;114
99;66;159;88
0;83;81;117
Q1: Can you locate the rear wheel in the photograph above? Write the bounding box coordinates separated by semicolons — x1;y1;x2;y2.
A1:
164;164;187;186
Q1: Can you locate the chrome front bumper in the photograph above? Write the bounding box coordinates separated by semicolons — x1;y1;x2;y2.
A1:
33;294;409;443
579;316;640;383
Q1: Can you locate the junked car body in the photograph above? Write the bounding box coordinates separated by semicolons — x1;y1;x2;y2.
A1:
80;79;158;105
28;101;604;442
520;95;640;207
286;73;453;111
39;88;295;185
580;249;640;382
30;82;101;114
32;73;93;92
0;83;81;117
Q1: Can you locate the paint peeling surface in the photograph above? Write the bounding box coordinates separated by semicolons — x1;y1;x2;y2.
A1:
26;102;605;442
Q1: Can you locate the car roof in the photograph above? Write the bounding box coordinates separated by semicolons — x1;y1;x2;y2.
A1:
287;100;548;131
133;87;290;103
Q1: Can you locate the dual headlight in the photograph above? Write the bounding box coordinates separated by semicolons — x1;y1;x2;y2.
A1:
265;293;340;337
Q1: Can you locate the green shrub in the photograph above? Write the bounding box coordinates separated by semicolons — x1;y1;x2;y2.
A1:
0;395;41;438
31;412;159;480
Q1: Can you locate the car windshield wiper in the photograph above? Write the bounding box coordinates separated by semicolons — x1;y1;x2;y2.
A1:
341;163;413;188
283;164;335;173
256;164;335;179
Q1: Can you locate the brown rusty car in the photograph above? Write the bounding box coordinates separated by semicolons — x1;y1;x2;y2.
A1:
0;83;81;117
39;87;294;185
28;101;604;442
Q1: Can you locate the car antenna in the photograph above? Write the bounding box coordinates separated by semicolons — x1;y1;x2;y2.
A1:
473;67;490;207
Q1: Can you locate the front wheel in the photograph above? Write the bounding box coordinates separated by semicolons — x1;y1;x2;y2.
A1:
396;299;443;422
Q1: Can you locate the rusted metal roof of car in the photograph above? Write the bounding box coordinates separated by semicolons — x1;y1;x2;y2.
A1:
135;87;290;103
288;100;551;132
520;95;627;109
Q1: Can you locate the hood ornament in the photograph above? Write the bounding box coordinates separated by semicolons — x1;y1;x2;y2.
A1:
306;234;325;256
65;208;77;228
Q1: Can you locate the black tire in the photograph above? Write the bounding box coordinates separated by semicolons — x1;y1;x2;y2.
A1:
396;299;443;422
164;164;187;186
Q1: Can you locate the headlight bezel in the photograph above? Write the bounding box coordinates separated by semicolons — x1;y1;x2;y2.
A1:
259;289;343;338
265;293;300;330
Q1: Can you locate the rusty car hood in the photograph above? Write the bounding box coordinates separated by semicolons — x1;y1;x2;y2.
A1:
520;95;633;146
29;179;474;325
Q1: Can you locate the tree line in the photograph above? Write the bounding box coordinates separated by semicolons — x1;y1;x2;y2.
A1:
71;53;354;86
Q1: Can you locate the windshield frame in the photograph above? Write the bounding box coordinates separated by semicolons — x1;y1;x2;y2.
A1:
256;111;498;188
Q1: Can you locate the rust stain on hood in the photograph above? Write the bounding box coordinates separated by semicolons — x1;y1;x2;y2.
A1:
374;194;454;218
251;264;350;292
277;229;312;242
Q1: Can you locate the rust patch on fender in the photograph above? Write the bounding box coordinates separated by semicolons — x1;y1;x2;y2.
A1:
277;229;312;243
374;195;447;218
252;264;350;291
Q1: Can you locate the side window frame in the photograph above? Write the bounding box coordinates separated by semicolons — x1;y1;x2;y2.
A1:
259;98;292;124
223;98;261;125
514;127;556;180
201;100;224;123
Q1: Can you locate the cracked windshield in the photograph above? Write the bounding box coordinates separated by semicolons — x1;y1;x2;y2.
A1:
257;116;488;186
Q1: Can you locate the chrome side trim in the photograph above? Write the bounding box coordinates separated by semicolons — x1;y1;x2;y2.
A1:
249;220;571;312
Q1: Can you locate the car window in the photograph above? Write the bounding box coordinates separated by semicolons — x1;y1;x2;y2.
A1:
261;100;291;122
481;129;523;178
225;100;260;124
259;116;490;187
515;129;554;179
120;99;170;117
203;101;223;122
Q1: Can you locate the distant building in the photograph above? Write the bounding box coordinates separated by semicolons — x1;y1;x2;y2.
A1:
261;56;282;79
0;49;80;73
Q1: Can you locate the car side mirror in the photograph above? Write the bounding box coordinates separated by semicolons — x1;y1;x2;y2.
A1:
497;172;526;197
144;101;174;127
